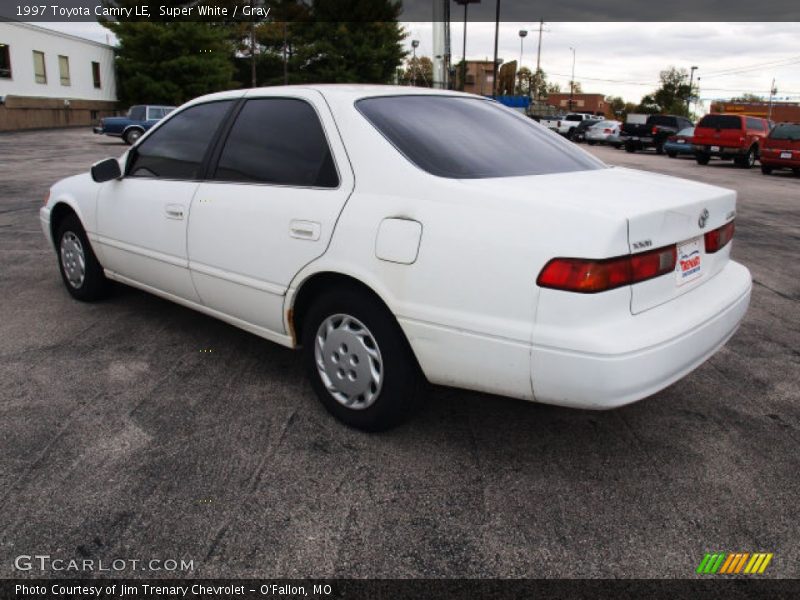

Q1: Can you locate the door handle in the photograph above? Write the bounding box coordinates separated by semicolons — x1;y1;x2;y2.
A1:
289;220;321;241
165;204;184;220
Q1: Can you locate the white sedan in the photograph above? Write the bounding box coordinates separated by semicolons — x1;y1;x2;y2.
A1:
40;85;752;431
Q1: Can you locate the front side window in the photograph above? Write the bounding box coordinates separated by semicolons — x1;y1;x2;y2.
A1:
357;96;604;179
33;50;46;84
0;43;10;78
91;61;101;88
58;55;70;86
213;98;338;188
128;101;233;180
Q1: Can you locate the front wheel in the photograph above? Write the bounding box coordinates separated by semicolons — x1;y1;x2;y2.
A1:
587;140;596;146
301;288;423;431
56;214;109;301
761;165;772;175
667;152;677;158
625;143;636;153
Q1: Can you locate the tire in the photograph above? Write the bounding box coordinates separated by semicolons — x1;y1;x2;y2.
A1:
793;168;800;177
123;128;144;145
735;146;756;169
625;143;635;153
587;140;596;146
655;143;664;155
301;287;423;431
761;165;772;175
667;152;677;158
612;143;622;149
695;153;710;165
55;214;109;301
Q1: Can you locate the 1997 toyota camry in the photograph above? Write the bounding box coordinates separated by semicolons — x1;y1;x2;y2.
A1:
40;85;752;430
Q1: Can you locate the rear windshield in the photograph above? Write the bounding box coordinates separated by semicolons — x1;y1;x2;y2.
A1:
647;115;677;127
769;124;800;140
356;96;604;179
677;127;694;136
698;115;742;130
565;114;584;121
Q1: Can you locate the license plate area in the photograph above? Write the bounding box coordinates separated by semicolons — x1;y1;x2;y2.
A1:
780;151;792;159
710;145;720;152
676;237;703;286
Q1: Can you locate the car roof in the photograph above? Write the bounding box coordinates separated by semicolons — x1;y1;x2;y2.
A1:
191;84;481;106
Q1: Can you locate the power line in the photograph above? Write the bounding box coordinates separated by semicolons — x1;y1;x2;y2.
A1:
701;55;800;78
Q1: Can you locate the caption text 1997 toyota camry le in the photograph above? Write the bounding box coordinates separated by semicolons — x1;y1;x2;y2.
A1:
40;85;752;431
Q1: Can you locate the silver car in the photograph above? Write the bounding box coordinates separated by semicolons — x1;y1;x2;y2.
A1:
585;120;623;148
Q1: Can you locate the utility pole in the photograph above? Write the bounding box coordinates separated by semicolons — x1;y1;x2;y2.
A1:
411;39;419;86
768;78;777;121
491;0;500;97
282;21;288;85
687;66;698;113
569;46;576;112
454;0;480;92
533;19;545;102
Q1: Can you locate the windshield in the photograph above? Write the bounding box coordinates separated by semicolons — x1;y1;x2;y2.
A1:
769;124;800;140
357;96;604;179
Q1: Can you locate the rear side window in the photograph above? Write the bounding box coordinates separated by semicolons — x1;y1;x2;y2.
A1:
357;96;604;179
698;115;742;130
128;106;146;120
769;124;800;140
213;98;338;188
565;114;583;122
746;117;765;131
128;101;233;180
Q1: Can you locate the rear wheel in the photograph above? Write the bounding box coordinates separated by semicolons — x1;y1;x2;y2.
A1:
56;214;109;301
655;143;664;155
625;143;636;153
587;140;596;146
123;128;144;145
761;165;772;175
793;168;800;177
667;151;677;158
301;287;423;431
695;153;710;165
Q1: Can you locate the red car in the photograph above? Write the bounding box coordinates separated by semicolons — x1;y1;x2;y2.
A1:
760;122;800;176
693;114;770;168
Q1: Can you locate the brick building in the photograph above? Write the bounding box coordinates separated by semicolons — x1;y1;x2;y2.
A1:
710;101;800;123
545;93;609;116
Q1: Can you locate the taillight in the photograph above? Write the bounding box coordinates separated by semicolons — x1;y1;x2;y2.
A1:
668;135;677;142
557;120;561;127
537;245;677;293
705;220;735;253
652;126;658;135
604;128;612;133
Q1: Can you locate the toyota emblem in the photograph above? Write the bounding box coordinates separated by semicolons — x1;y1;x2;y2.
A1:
698;209;709;228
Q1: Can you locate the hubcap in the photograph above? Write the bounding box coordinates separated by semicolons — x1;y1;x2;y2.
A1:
129;130;141;143
60;231;86;289
314;314;383;410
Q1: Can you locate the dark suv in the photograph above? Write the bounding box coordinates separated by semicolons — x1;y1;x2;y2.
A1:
692;114;770;168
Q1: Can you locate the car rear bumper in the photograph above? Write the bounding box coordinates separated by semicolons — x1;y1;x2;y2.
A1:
693;144;749;157
664;141;694;154
760;155;800;168
531;260;751;409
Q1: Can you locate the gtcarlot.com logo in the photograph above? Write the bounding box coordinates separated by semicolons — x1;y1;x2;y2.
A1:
696;552;773;575
14;555;194;573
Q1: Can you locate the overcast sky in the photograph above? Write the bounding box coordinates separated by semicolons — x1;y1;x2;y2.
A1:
40;21;800;110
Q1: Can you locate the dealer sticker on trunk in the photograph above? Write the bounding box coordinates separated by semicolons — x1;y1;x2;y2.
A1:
677;237;703;286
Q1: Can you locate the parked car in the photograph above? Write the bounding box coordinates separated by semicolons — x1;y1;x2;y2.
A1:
620;115;694;154
567;117;604;142
759;122;800;176
556;113;599;137
539;114;566;132
692;114;770;168
585;120;623;147
664;127;695;158
42;86;751;431
94;105;176;145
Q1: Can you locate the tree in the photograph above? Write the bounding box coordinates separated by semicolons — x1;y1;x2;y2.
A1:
516;66;532;95
401;56;433;87
568;80;583;94
637;66;696;116
546;82;561;94
731;93;765;102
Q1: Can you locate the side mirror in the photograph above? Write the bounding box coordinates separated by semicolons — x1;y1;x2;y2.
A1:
91;158;122;183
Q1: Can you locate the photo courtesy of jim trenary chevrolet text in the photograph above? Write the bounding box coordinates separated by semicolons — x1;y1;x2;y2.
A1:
1;0;799;598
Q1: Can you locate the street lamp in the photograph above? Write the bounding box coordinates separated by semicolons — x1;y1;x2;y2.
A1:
687;65;698;112
411;40;419;87
569;46;576;111
518;29;528;95
454;0;480;92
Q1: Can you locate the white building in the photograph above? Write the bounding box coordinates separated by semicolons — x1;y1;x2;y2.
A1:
0;22;117;130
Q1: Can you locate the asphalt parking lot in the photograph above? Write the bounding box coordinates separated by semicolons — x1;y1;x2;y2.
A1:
1;128;798;579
